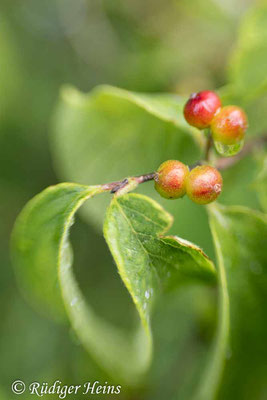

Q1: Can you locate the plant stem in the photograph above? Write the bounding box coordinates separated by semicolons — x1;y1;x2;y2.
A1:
205;130;213;161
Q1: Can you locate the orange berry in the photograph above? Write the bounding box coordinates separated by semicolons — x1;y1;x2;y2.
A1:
186;165;222;205
211;105;248;145
154;160;189;199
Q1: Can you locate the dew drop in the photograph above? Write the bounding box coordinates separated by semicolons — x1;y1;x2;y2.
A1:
214;139;244;157
70;297;78;307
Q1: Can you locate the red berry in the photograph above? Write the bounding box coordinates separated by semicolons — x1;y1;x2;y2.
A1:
186;165;222;205
154;160;189;199
211;105;248;145
183;91;221;129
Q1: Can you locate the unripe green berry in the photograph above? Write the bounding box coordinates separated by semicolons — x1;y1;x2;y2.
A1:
211;105;248;145
183;90;221;129
154;160;189;199
186;165;222;205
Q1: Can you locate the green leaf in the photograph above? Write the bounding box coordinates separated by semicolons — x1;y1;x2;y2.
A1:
52;85;203;228
11;183;104;321
11;185;215;386
104;193;216;335
202;203;267;400
228;0;267;101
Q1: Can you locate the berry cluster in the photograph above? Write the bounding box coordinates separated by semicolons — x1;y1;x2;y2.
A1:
154;160;222;205
153;90;249;204
183;90;248;147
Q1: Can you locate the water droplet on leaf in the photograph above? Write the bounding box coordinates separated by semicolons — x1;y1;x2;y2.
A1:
70;297;78;307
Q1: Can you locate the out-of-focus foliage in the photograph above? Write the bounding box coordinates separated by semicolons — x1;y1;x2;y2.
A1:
1;0;267;399
228;0;267;101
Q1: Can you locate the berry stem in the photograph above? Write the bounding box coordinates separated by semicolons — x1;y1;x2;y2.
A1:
205;130;213;161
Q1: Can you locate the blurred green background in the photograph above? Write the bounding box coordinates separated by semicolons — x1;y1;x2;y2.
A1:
1;0;265;399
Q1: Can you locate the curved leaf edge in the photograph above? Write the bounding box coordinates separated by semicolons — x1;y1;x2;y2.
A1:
57;186;152;385
103;193;173;339
194;203;230;400
196;202;267;400
10;182;100;322
59;84;204;148
11;183;152;385
104;193;217;369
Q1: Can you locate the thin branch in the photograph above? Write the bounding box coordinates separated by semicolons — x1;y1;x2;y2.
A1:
101;172;156;194
99;134;267;195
